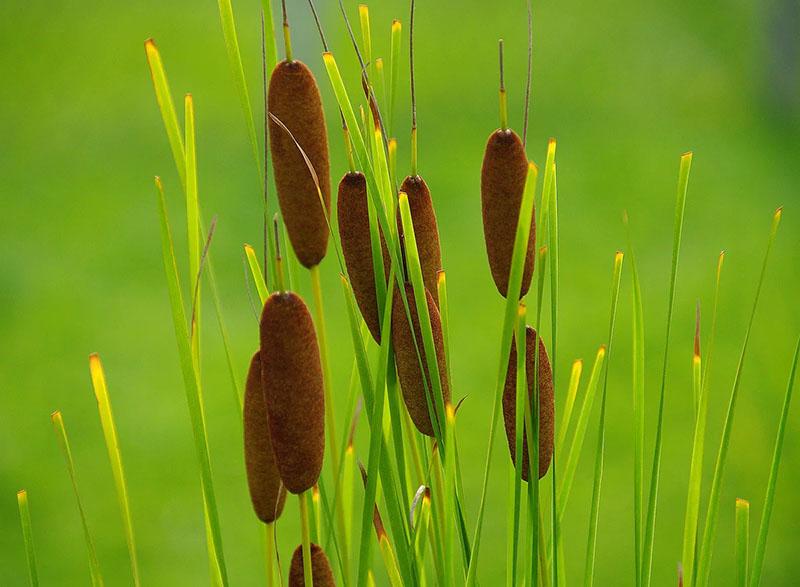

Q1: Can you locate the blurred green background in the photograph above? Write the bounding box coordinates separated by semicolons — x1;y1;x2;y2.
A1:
2;0;799;584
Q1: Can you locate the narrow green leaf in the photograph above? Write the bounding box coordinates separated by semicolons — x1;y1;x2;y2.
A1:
88;355;140;586
358;283;396;587
556;359;584;457
557;345;607;520
749;336;799;587
215;0;262;184
641;152;693;587
144;39;186;190
624;212;646;587
398;192;447;446
244;243;270;305
583;252;624;587
735;498;750;587
17;490;39;587
695;208;782;587
154;178;228;585
51;411;104;586
466;162;539;585
388;20;402;137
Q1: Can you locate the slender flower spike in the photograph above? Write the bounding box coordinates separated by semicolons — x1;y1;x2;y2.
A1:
398;175;443;305
268;59;331;268
502;326;555;480
289;543;336;586
338;170;390;342
260;292;325;494
243;351;287;523
481;129;535;298
391;282;450;436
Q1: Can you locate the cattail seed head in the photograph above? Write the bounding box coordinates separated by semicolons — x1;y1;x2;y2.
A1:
288;543;335;587
243;351;287;523
260;292;325;494
399;175;443;305
481;129;535;298
391;282;450;437
502;326;554;480
268;59;331;269
337;171;390;342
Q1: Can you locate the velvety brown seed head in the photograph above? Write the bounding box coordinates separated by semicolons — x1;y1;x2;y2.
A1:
268;59;331;268
502;326;554;480
481;129;535;298
260;292;325;494
391;282;450;436
288;543;336;587
399;175;442;305
244;351;287;523
337;171;390;342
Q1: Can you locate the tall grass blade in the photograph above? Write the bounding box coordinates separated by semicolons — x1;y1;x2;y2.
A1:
583;251;624;587
398;192;447;446
389;20;402;137
244;243;270;305
466;162;538;585
556;359;584;455
749;335;799;586
641;152;693;587
51;411;104;586
17;490;39;587
144;39;186;190
624;212;645;586
88;354;140;586
695;208;782;587
557;345;606;520
154;178;228;585
735;498;749;587
215;0;262;183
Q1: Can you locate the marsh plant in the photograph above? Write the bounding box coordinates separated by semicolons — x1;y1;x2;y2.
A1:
16;1;797;586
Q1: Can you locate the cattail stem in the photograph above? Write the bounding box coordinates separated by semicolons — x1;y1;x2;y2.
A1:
498;39;508;130
344;128;356;173
281;0;292;61
309;265;350;576
273;215;286;292
299;492;314;587
265;523;275;587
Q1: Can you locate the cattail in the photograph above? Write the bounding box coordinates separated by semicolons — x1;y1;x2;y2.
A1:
260;292;325;494
398;176;442;305
243;351;286;523
480;129;535;298
268;59;331;269
502;326;554;480
337;171;390;342
288;543;336;587
391;282;450;437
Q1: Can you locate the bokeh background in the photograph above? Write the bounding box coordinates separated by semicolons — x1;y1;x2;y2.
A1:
2;0;799;584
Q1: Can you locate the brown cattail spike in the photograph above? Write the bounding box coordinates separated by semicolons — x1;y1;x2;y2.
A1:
288;543;335;587
391;283;450;436
244;351;287;523
502;326;554;480
399;176;443;305
268;59;331;269
337;171;390;342
260;292;325;494
481;129;535;298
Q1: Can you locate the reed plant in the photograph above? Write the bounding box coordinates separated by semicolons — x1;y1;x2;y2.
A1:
15;1;797;586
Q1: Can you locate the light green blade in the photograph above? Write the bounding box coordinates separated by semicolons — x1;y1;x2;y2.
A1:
51;411;104;586
641;152;693;587
89;355;140;586
749;335;799;587
17;490;39;587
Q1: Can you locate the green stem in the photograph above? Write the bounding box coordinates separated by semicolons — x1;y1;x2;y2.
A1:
300;492;314;587
309;265;349;580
